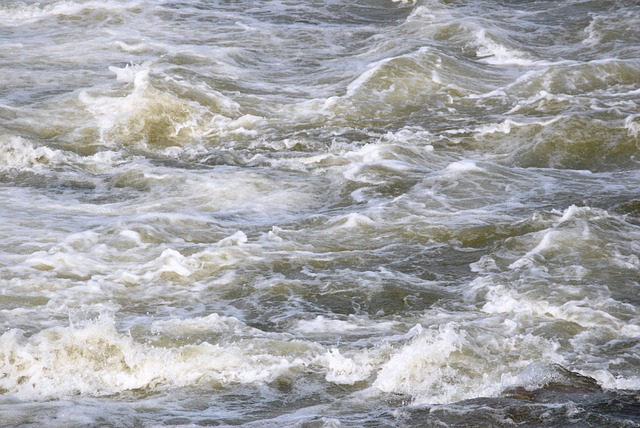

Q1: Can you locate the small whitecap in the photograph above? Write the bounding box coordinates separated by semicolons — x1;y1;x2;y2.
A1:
444;159;485;173
294;316;360;334
320;348;374;385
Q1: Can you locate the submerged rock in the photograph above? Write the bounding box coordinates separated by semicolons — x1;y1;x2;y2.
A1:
502;364;602;402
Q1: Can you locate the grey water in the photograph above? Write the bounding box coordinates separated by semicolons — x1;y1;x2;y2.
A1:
1;0;639;426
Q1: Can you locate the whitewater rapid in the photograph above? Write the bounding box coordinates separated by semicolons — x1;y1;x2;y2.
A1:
1;0;639;426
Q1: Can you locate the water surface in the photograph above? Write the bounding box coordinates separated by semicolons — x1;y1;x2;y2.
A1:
1;0;639;426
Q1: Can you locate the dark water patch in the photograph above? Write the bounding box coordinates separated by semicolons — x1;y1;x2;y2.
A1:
614;200;640;226
401;390;640;428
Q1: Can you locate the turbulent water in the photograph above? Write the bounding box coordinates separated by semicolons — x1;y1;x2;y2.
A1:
1;0;640;426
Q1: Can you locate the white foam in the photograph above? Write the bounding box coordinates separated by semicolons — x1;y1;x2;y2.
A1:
373;323;466;401
372;322;564;404
141;248;192;280
505;90;573;114
452;117;562;137
327;213;376;229
443;159;485;174
612;252;640;270
0;314;307;400
0;136;66;172
340;143;422;186
217;231;248;247
507;229;559;270
507;206;596;270
295;316;360;334
472;119;518;135
473;29;535;66
118;230;144;246
293;315;397;336
113;231;249;284
1;0;638;420
152;313;238;331
113;40;154;53
24;239;110;281
108;63;150;86
80;63;220;148
477;283;636;341
203;113;265;140
557;204;592;224
0;0;142;25
624;114;640;138
582;18;601;46
319;348;374;385
589;369;640;391
0;135;130;180
500;363;592;392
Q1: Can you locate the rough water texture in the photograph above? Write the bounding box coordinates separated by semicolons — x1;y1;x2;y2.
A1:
1;0;639;426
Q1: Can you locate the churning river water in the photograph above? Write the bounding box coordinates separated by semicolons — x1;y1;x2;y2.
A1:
1;0;640;426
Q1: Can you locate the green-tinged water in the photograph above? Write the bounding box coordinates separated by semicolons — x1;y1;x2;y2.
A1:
1;0;639;426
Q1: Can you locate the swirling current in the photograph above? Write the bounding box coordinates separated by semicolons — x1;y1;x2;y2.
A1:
1;0;639;427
